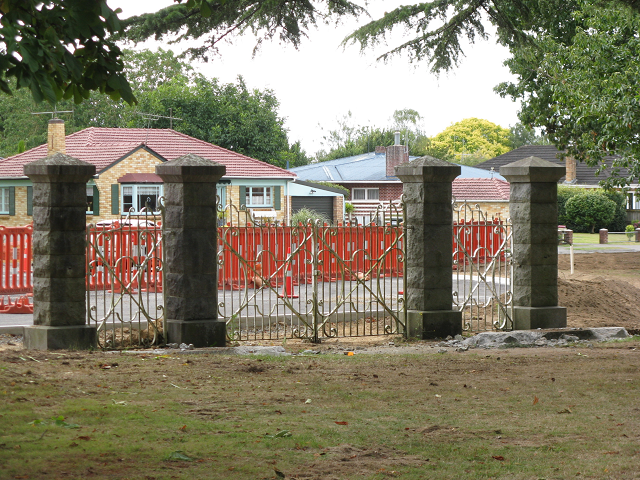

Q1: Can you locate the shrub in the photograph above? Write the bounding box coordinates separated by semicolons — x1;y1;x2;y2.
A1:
601;190;627;232
290;208;330;226
565;192;617;233
557;186;583;228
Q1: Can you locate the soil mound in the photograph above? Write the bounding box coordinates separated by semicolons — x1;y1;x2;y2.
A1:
559;276;640;334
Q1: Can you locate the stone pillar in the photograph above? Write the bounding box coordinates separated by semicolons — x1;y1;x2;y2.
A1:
23;153;97;350
156;154;226;347
395;157;462;338
500;156;567;330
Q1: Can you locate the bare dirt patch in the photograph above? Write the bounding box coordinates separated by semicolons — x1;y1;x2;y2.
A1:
559;252;640;334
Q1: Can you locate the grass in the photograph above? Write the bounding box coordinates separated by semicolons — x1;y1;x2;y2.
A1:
1;343;640;479
569;232;638;244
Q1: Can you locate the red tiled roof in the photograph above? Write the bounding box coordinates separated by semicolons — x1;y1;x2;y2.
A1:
0;128;295;179
452;178;510;201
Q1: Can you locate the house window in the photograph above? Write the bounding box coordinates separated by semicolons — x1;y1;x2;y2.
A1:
122;184;162;213
87;186;94;214
0;188;10;214
247;187;273;207
352;188;379;201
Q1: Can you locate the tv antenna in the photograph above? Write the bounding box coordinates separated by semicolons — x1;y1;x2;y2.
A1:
31;106;73;119
136;108;183;129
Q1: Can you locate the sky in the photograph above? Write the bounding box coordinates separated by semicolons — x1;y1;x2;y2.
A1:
108;0;521;156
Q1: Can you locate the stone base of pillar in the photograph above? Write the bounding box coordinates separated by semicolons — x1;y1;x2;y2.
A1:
407;310;462;339
165;319;226;348
24;325;97;350
512;306;567;330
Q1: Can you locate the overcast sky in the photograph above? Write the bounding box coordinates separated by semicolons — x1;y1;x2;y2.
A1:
108;0;521;156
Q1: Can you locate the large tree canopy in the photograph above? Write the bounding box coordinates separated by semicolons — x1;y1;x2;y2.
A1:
121;0;364;60
0;0;134;104
429;118;511;165
497;1;640;187
0;0;363;104
0;49;310;168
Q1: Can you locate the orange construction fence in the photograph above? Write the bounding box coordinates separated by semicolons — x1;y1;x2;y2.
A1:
453;219;508;265
0;220;506;298
86;222;163;293
0;225;33;295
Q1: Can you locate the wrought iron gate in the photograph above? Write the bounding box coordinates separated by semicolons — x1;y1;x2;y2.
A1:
86;210;164;348
452;201;513;332
218;203;406;342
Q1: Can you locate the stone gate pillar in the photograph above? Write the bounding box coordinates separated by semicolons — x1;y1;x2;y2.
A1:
500;156;567;329
24;153;97;350
396;157;462;338
156;154;226;347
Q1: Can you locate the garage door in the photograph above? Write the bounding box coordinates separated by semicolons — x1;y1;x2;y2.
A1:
291;196;334;223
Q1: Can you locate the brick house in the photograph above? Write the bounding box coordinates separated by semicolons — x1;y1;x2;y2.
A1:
0;119;329;227
290;134;511;222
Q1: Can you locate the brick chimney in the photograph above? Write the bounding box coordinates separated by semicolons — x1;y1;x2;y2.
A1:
386;131;409;177
564;156;576;184
47;118;66;155
375;146;386;154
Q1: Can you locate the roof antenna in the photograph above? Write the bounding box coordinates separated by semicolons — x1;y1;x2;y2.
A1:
136;109;184;145
31;105;73;118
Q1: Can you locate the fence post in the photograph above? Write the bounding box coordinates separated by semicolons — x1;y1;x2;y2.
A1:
396;157;462;338
156;154;226;347
599;229;608;244
23;153;97;350
500;156;567;330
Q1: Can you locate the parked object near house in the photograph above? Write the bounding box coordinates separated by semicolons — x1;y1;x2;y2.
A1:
0;119;296;227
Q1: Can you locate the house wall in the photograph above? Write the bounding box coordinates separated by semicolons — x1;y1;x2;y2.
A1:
0;186;31;227
227;179;288;225
340;182;403;202
91;150;164;223
453;200;510;221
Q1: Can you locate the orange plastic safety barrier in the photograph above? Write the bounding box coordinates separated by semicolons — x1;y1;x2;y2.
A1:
0;225;33;295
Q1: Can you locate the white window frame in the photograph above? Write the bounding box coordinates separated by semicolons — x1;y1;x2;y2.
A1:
0;187;10;215
86;186;95;214
352;188;380;202
122;184;163;214
246;186;273;207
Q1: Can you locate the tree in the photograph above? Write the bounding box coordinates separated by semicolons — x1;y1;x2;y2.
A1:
316;109;433;161
133;74;307;168
392;108;423;149
0;49;310;167
121;0;363;60
0;0;134;104
497;2;640;187
509;123;550;149
565;191;617;234
429;118;511;165
122;48;194;93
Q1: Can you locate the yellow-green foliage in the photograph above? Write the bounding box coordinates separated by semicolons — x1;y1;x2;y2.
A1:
430;118;511;164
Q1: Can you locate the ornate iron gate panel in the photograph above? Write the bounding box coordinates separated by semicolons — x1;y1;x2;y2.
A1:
86;211;164;348
218;203;406;342
452;201;513;332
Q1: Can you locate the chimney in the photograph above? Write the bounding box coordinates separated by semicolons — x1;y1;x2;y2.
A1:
386;131;408;177
564;156;576;184
375;146;386;154
47;118;66;155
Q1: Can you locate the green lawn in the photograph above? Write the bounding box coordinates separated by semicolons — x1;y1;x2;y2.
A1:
570;232;638;244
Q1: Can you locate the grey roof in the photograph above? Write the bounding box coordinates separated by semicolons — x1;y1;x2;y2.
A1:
474;145;629;185
291;152;506;182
